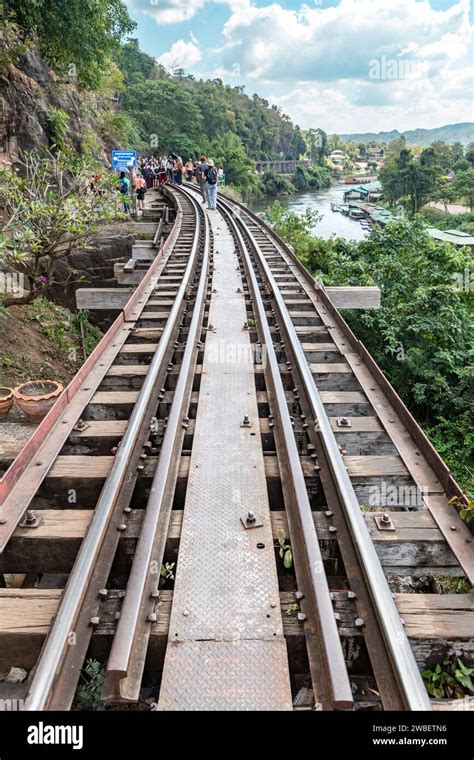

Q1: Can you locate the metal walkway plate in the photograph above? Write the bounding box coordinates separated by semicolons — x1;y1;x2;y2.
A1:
158;208;292;710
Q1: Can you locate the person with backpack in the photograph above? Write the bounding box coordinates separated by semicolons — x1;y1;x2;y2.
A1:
205;159;218;210
119;171;131;214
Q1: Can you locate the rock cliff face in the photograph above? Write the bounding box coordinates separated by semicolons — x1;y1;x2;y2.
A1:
0;39;111;163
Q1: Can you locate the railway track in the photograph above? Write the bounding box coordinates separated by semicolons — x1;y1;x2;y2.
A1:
0;182;472;712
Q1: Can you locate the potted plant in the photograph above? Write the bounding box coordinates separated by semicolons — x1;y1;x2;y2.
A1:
0;387;14;420
13;380;63;423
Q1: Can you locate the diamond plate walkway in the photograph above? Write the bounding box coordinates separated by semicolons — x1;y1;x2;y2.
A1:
158;209;292;710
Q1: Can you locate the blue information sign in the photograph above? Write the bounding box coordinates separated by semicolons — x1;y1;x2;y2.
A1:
112;150;137;171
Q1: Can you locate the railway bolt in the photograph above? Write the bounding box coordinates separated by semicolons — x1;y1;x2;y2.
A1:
98;589;108;599
19;510;41;529
297;612;307;622
148;613;157;623
294;591;304;600
117;524;127;532
90;617;100;627
328;526;338;533
354;618;365;628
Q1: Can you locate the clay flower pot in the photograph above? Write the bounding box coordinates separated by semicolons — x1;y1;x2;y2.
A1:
0;387;14;420
13;380;63;423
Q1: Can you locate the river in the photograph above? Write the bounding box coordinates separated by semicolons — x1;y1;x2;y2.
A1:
247;183;368;241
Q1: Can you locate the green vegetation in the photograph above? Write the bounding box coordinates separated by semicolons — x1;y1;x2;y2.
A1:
420;208;474;235
264;205;473;494
3;0;134;88
0;150;124;307
378;138;474;217
159;562;175;589
449;496;474;526
0;297;102;387
423;657;473;700
72;310;103;356
46;108;70;152
76;659;106;711
277;529;293;570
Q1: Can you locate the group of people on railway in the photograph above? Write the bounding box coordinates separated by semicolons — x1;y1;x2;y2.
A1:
114;153;224;214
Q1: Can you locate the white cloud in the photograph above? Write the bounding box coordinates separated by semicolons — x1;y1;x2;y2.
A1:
268;76;474;133
218;0;473;131
127;0;205;24
157;39;202;70
223;0;471;81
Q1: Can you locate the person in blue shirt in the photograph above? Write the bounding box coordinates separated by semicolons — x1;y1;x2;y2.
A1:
119;171;131;213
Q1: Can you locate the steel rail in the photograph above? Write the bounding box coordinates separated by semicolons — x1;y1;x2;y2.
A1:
220;195;432;711
212;190;353;710
103;188;210;701
24;196;202;711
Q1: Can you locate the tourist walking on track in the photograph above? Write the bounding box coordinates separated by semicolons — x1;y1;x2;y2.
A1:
119;171;131;214
195;155;208;205
205;159;218;210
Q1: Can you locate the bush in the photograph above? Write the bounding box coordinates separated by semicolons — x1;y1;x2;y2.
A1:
46;108;70;152
260;171;294;196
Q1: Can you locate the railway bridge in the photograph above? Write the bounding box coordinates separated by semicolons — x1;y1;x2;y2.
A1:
0;183;472;712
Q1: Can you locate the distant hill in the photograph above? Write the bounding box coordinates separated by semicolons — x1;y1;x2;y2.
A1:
337;123;473;147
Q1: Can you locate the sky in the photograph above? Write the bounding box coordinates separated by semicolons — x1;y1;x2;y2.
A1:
124;0;474;134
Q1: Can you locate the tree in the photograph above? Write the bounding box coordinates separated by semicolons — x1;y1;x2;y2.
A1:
305;128;328;165
465;143;474;167
435;178;456;214
451;142;465;163
114;39;156;85
4;0;135;88
206;133;257;193
0;151;123;306
293;165;309;191
452;170;474;211
121;80;203;156
380;147;441;214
